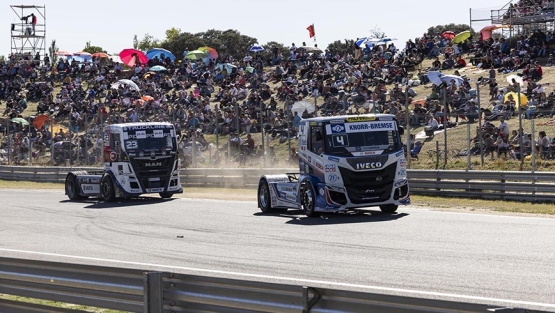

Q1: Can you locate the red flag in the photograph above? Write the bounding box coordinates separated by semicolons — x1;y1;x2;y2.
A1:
306;24;315;38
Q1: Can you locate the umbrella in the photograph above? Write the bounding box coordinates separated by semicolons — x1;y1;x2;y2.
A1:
33;114;50;130
480;25;510;41
243;55;253;62
506;74;524;87
92;52;109;58
249;45;264;52
245;66;255;73
184;50;208;60
55;50;72;56
198;46;218;59
11;118;29;126
142;95;154;101
378;37;397;44
452;31;472;44
355;37;373;48
119;48;148;67
504;92;528;108
146;48;176;61
149;65;167;72
111;79;140;92
297;46;323;54
426;71;464;86
291;100;316;116
355;37;368;47
215;63;236;74
74;51;91;57
442;31;456;40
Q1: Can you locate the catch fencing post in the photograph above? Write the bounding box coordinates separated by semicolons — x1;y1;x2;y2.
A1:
467;122;471;170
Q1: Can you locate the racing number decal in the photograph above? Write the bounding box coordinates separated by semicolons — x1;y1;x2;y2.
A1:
332;134;349;147
109;151;118;162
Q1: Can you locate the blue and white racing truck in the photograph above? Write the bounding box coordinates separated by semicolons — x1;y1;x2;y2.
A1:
257;114;410;217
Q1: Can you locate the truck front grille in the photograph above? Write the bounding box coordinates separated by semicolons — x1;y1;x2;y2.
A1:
339;163;396;204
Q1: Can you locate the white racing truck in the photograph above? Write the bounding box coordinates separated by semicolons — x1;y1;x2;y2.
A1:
65;122;183;201
257;114;410;217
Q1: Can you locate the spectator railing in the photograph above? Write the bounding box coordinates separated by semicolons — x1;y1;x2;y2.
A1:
0;256;548;313
1;165;555;202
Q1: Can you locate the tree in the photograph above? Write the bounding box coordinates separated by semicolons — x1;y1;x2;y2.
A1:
165;27;181;42
82;41;106;54
132;35;139;49
48;39;58;63
326;39;355;56
137;33;161;51
426;23;474;37
261;41;290;60
369;26;386;39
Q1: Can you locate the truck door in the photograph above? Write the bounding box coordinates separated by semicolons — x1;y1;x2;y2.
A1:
309;125;323;155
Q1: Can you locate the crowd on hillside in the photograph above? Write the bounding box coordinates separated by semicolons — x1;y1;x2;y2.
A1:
2;15;555;165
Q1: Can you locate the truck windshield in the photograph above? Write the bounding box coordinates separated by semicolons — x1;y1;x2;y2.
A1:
123;129;175;151
324;121;401;156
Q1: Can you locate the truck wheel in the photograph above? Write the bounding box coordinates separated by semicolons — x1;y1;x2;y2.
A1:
301;182;318;217
159;192;173;199
380;204;398;214
258;179;274;213
65;174;87;200
101;175;116;202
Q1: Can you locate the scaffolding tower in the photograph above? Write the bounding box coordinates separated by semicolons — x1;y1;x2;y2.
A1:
10;4;46;59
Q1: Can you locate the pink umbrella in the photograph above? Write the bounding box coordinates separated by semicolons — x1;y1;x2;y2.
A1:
55;50;72;56
119;49;148;67
442;31;455;40
480;24;510;41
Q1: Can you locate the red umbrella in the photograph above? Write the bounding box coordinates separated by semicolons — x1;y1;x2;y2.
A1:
92;52;109;58
74;51;92;57
119;49;148;67
55;50;72;56
442;31;455;40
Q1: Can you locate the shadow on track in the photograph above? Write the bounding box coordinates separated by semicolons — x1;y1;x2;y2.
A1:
59;197;176;209
254;210;408;225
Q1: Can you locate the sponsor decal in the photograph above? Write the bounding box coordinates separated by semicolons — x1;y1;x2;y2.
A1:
286;194;296;201
319;188;325;196
325;205;338;210
395;151;404;157
315;162;324;172
398;168;407;177
362;151;379;155
345;121;396;133
345;116;376;122
328;174;341;183
81;184;99;193
325;164;336;172
300;124;305;132
330;119;344;124
330;124;346;133
309;122;317;126
355;146;362;151
400;158;407;167
279;186;294;193
109;151;117;162
394;179;407;188
356;162;382;169
328;156;340;162
123;125;172;131
147;188;164;193
308;156;312;163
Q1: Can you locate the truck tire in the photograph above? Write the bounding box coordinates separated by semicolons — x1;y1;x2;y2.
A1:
380;204;398;213
101;175;116;202
258;179;274;213
300;182;318;217
159;192;173;199
65;174;88;200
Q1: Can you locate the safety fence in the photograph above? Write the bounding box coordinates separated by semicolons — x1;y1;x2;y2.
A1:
0;257;550;313
1;165;555;202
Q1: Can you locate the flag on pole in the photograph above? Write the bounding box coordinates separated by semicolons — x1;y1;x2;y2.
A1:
307;24;315;38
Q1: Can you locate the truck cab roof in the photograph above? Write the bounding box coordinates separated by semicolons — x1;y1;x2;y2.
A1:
301;114;396;123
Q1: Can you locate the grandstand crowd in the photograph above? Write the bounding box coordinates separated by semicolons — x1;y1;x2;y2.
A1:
2;19;555;165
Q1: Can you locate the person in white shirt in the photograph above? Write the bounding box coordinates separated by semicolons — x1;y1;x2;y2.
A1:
498;116;510;136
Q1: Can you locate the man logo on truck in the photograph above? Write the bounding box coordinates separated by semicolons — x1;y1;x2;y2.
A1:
145;162;162;167
356;162;382;169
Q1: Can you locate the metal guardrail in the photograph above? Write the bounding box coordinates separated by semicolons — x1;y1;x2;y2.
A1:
1;165;555;202
0;257;550;312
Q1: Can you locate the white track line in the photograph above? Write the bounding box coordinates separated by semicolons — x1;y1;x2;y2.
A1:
1;248;554;309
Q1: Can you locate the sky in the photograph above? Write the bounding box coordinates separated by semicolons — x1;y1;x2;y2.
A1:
0;0;509;56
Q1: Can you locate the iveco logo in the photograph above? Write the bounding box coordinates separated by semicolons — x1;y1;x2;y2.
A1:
376;176;383;182
145;162;162;167
356;162;382;169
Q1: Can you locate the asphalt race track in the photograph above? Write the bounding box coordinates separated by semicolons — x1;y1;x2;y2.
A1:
1;189;555;311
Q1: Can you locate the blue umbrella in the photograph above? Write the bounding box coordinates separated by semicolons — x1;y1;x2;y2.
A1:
149;65;167;72
378;37;397;43
146;48;176;61
355;37;374;48
249;45;264;52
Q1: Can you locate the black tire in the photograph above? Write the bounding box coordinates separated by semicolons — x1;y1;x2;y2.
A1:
380;204;398;214
300;182;318;217
258;179;273;213
65;174;87;200
159;192;173;199
101;175;116;202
